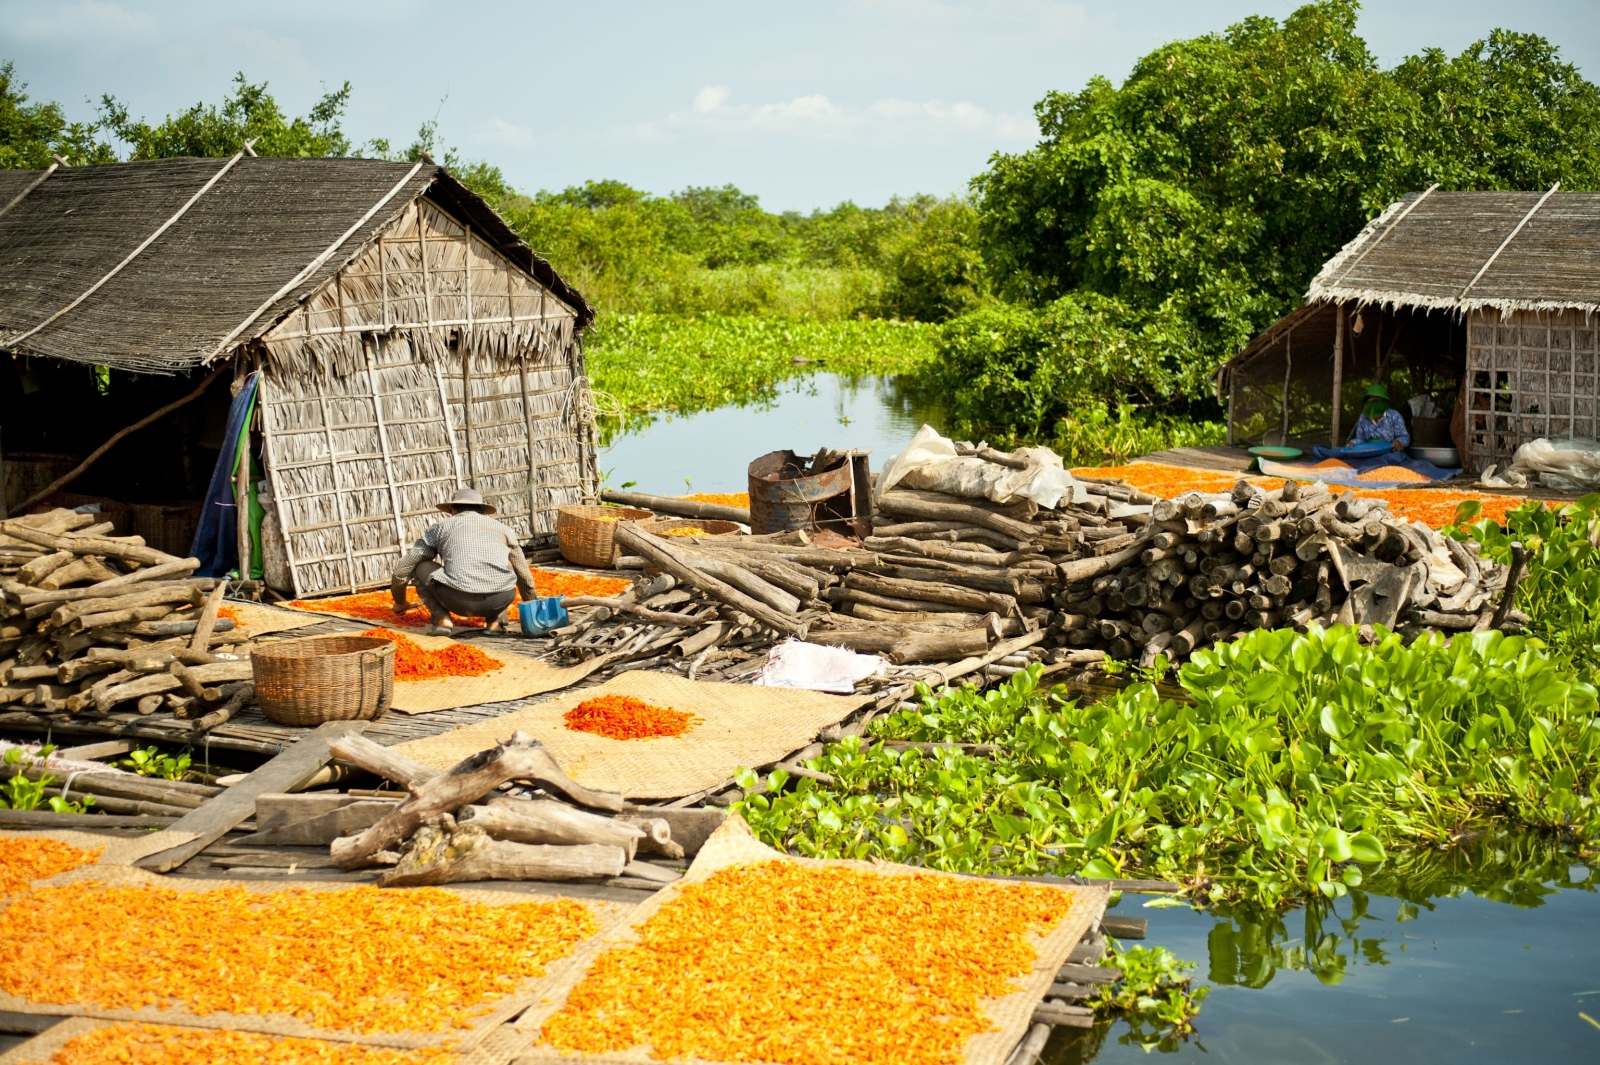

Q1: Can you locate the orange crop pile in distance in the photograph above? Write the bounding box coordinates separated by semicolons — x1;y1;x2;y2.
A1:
0;837;99;897
0;883;598;1035
541;860;1078;1065
1358;464;1432;483
49;1024;456;1065
563;695;700;740
361;629;503;681
530;569;631;599
1075;462;1528;530
680;492;749;508
659;526;708;537
216;604;242;625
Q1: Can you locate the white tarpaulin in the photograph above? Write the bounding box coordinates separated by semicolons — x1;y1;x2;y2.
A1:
875;424;1082;509
1509;437;1600;491
754;639;884;694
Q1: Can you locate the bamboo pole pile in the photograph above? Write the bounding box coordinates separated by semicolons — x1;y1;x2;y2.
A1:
558;450;1532;683
0;509;254;724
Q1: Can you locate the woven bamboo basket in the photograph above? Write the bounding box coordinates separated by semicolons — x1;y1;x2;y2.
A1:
638;517;743;540
557;505;653;567
252;635;395;727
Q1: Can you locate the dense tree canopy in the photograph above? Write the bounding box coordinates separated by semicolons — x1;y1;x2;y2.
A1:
0;62;115;169
99;74;357;159
933;1;1600;443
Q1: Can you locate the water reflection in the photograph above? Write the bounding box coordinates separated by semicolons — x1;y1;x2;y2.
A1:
1047;831;1598;1063
598;373;946;496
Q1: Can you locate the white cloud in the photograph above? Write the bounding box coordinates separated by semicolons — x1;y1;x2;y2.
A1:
478;117;536;149
11;2;155;43
617;86;1034;146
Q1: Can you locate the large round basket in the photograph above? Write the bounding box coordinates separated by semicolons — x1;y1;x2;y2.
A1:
638;517;743;540
252;635;395;727
557;505;653;568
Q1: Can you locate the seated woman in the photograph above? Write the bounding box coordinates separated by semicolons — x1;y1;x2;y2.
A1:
1349;383;1410;452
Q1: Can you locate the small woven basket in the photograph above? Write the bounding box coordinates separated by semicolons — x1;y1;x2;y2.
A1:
638;517;743;539
557;505;653;567
252;635;395;727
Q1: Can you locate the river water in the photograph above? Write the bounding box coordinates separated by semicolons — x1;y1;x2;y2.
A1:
602;374;1600;1063
1054;857;1598;1063
598;373;941;496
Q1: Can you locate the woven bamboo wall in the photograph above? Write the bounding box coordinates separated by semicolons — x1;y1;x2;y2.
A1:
257;196;593;598
1466;309;1600;469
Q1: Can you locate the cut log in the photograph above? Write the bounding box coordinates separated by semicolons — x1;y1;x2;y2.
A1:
688;555;801;614
875;493;1038;541
599;489;750;525
459;796;645;858
559;596;707;626
808;625;992;663
330;730;622;869
235;800;404;846
12;559;203;608
379;816;627;886
843;571;1017;616
0;523;188;568
614;522;805;637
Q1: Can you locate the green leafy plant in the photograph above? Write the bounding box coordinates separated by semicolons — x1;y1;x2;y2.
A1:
118;746;192;781
1094;939;1209;1042
735;627;1600;909
1447;494;1600;679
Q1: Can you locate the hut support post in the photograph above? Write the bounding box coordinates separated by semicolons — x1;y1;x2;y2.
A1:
1226;370;1236;447
1331;306;1345;447
255;372;304;598
462;345;478;488
430;356;464;488
234;370;252;582
1281;329;1293;445
315;390;359;593
364;338;409;551
520;360;538;532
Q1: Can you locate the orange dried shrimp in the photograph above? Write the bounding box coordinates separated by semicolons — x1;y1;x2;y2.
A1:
216;604;242;625
49;1024;455;1065
1075;461;1527;529
541;860;1078;1065
0;837;99;896
1357;464;1432;483
680;492;749;508
289;569;628;628
361;629;502;681
563;695;699;740
0;883;597;1035
659;526;708;537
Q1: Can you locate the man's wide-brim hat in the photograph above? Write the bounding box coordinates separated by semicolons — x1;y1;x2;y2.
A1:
438;487;495;514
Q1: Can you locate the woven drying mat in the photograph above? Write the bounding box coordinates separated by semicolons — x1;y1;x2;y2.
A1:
513;815;1108;1065
0;828;201;869
0;1017;536;1065
377;629;611;714
391;670;869;799
0;865;630;1052
221;600;326;638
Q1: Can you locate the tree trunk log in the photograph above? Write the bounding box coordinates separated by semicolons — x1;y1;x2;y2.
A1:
687;554;801;614
559;596;707;625
613;523;805;637
599;489;750;524
0;523;188;568
379;817;628;886
460;796;645;858
843;571;1018;616
875;493;1038;541
807;625;993;663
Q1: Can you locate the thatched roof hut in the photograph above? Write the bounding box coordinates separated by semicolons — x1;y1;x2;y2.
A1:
0;156;596;597
1220;188;1600;470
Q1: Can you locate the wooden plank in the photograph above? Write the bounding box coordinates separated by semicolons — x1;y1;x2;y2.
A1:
0;809;179;829
53;739;136;761
1101;915;1147;940
134;721;364;873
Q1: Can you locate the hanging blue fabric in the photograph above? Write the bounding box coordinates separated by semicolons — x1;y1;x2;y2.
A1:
191;372;258;578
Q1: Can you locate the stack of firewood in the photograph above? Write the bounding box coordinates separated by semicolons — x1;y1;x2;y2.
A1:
1052;477;1529;666
316;731;694;889
545;450;1529;678
0;509;254;725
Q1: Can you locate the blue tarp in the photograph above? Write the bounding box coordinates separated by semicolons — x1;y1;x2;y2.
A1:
190;372;257;578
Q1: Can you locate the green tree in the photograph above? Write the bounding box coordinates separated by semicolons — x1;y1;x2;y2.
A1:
877;197;986;321
99;73;355;159
0;61;115;168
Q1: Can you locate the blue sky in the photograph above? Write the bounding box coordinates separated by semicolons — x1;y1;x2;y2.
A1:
3;1;1596;211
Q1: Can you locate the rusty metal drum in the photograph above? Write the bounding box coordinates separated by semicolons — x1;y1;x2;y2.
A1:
747;450;855;534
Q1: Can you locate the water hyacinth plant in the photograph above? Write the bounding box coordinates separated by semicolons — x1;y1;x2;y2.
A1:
736;626;1599;909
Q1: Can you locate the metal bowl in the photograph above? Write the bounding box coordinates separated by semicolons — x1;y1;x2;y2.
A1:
1410;446;1460;467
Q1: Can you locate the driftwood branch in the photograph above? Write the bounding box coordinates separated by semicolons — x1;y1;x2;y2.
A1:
379;816;627;887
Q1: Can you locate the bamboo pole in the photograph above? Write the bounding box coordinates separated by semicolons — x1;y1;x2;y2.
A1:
1331;305;1345;447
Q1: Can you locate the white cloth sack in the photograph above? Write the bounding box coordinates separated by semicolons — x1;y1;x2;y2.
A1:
754;639;884;694
875;424;1082;510
1509;438;1600;490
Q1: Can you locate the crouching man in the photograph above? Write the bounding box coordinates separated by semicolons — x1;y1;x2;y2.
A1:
391;488;535;636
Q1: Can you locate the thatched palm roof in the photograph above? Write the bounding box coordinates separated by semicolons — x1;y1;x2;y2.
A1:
0;157;591;375
1308;189;1600;316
